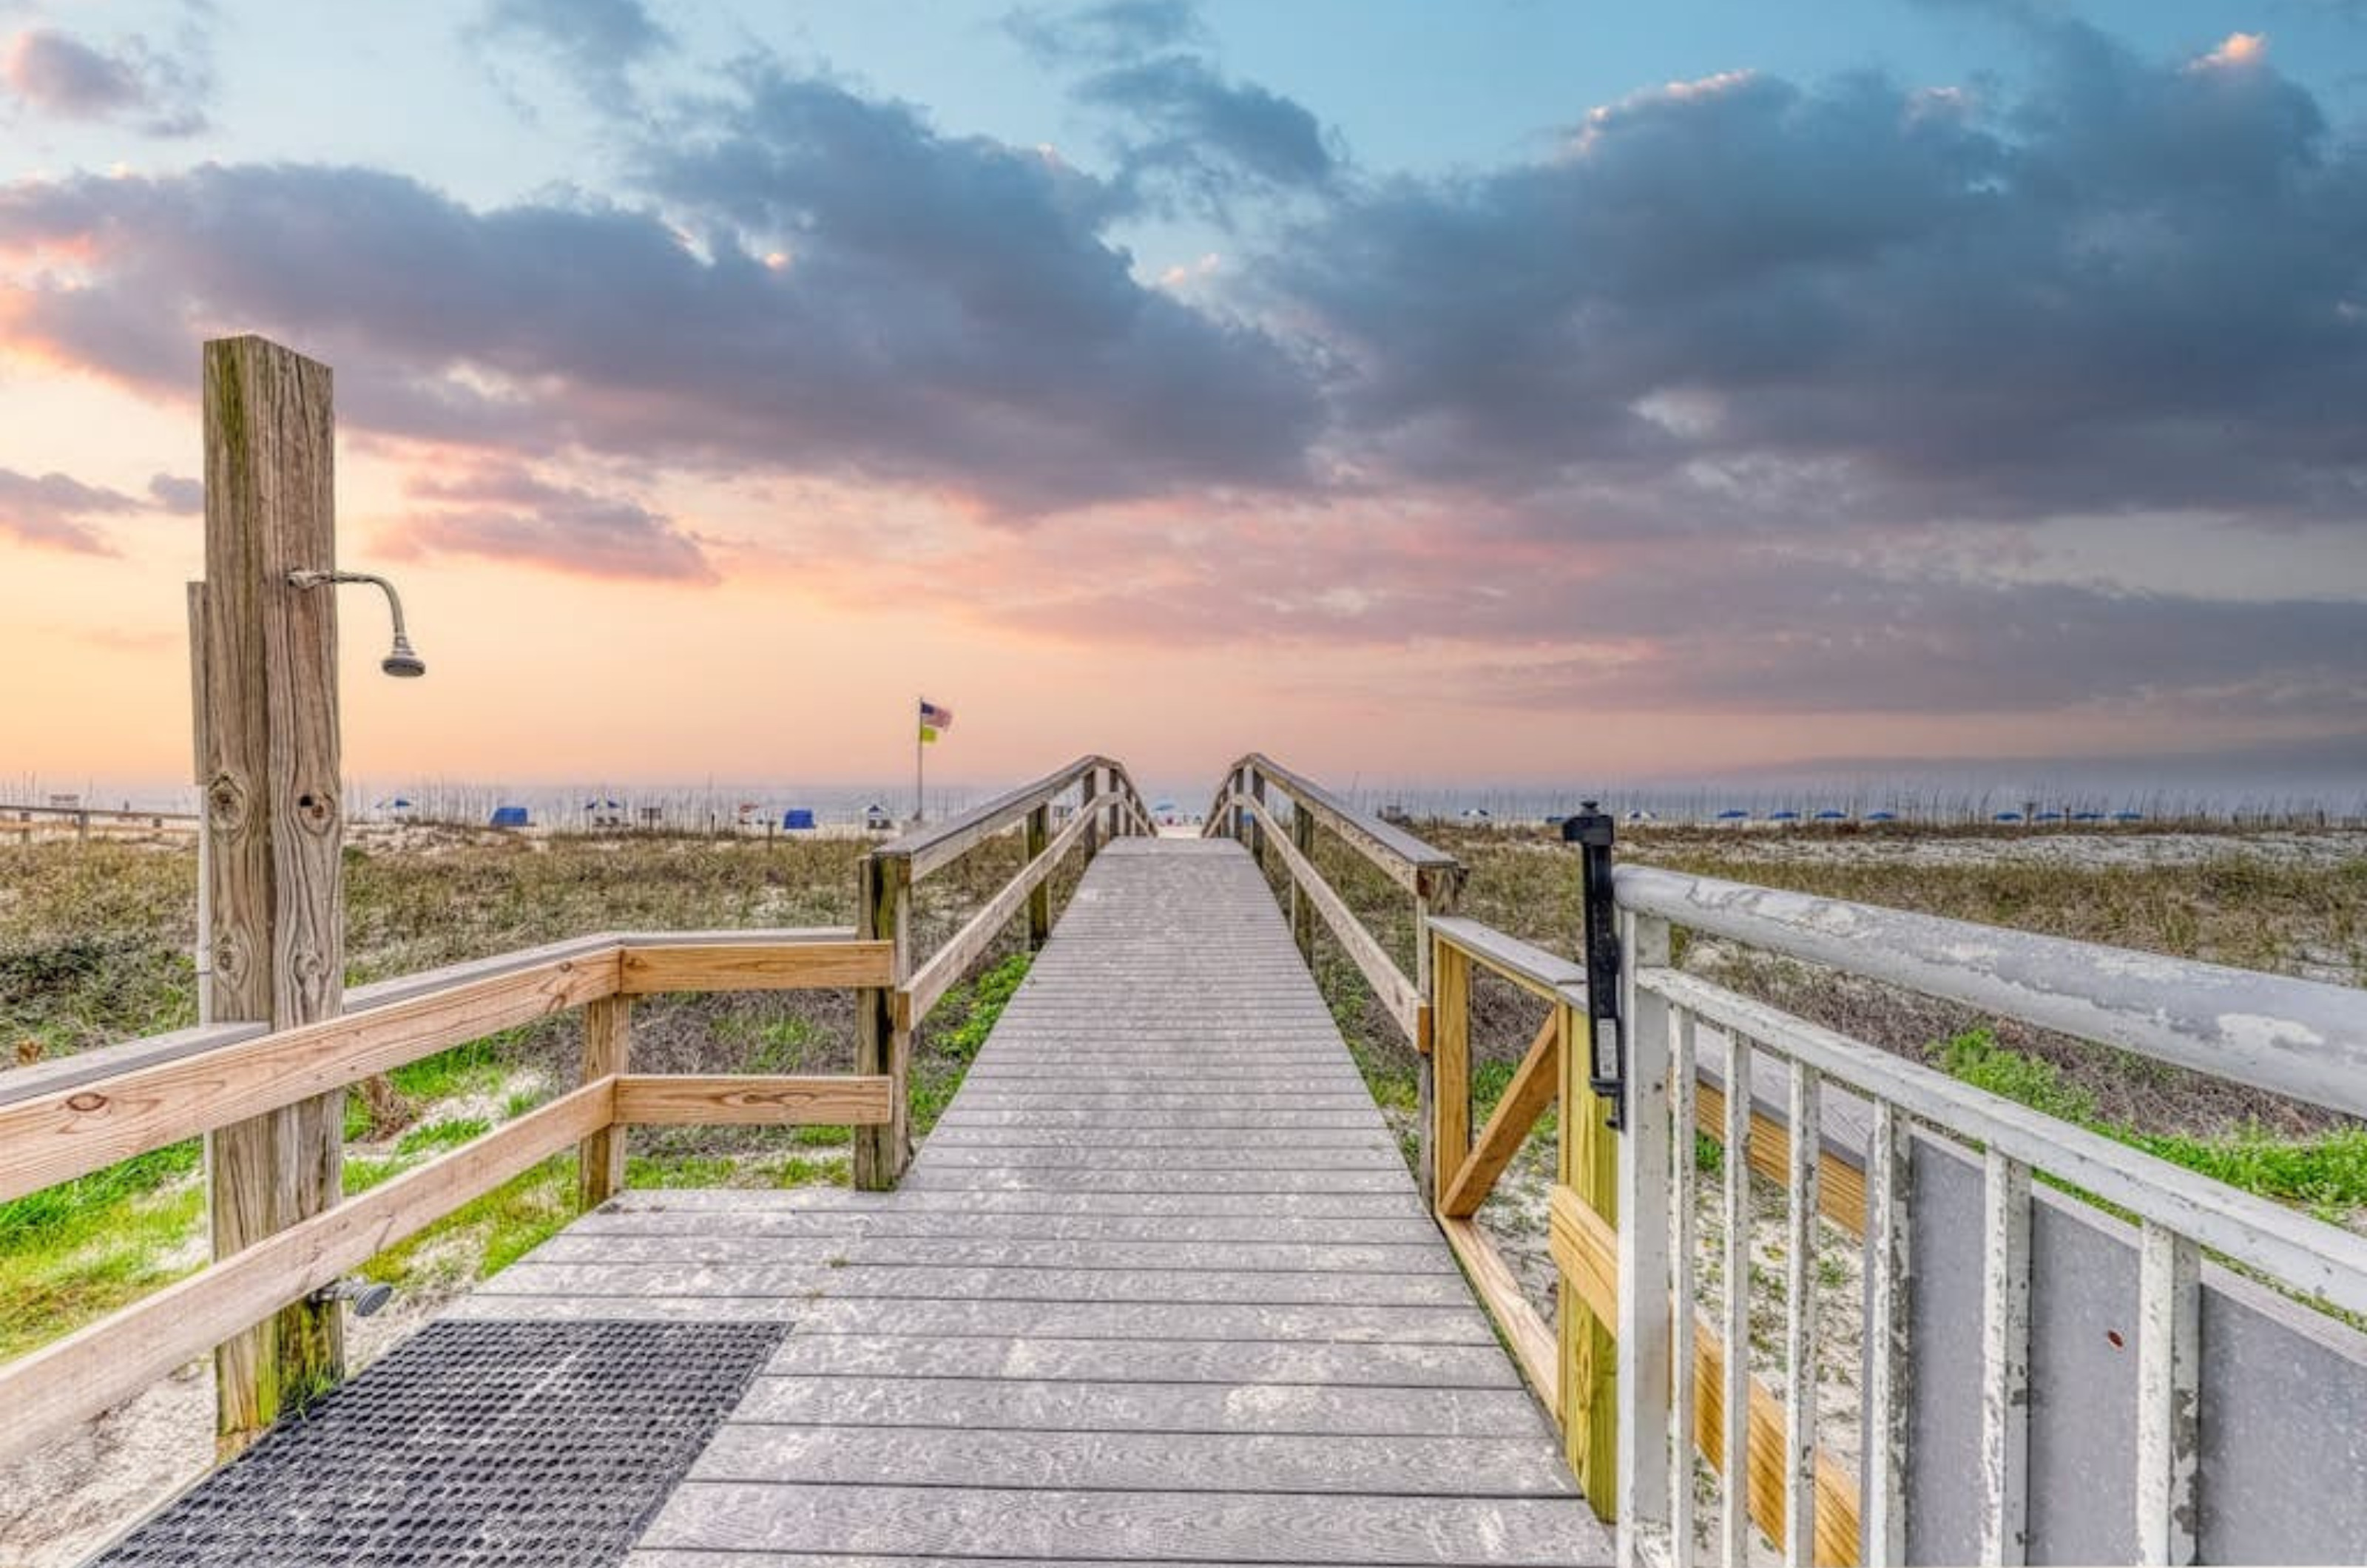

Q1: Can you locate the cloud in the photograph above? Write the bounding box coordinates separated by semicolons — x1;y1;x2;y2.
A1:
475;0;672;101
0;25;210;135
0;467;138;552
1081;54;1337;198
1004;0;1206;66
388;463;717;584
0;71;1324;516
147;473;202;513
1261;29;2367;527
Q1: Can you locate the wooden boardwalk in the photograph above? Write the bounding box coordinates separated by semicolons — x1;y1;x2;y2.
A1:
456;838;1610;1567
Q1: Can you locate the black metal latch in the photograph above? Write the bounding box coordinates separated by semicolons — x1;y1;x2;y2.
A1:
1561;801;1624;1129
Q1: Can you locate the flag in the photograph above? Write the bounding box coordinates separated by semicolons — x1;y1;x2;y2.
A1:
919;698;953;743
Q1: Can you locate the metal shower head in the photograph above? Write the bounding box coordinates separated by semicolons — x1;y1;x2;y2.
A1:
287;569;425;679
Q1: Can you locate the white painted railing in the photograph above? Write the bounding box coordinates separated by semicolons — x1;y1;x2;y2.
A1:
1610;867;2367;1568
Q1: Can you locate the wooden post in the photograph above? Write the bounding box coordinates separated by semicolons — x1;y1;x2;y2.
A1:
1425;936;1469;1211
1289;804;1315;960
1248;771;1267;865
854;852;912;1189
1025;803;1052;949
198;335;345;1452
1081;768;1102;859
577;996;631;1207
1561;994;1623;1517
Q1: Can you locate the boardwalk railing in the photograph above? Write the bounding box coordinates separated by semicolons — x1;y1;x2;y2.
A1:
1609;870;2367;1568
0;760;1153;1466
855;754;1154;1187
0;928;891;1466
1209;759;2367;1567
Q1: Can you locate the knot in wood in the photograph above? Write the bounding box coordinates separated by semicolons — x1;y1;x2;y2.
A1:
206;771;247;831
214;930;247;981
294;788;339;834
65;1092;108;1113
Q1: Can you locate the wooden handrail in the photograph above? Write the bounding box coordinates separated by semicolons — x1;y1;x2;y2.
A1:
1220;788;1424;1041
0;929;883;1205
900;802;1104;1028
879;754;1153;882
1213;754;1462;898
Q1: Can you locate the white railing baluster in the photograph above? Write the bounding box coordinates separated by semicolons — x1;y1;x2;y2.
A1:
1669;1007;1698;1567
1782;1059;1821;1568
2136;1221;2201;1566
1979;1149;2033;1566
1617;913;1676;1568
1862;1098;1914;1568
1720;1029;1752;1568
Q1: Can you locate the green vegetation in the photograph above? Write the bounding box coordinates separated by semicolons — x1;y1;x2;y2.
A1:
909;950;1031;1135
0;1143;206;1359
1939;1027;2367;1222
361;1158;577;1285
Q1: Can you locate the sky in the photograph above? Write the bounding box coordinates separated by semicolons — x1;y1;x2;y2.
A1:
2;0;2364;798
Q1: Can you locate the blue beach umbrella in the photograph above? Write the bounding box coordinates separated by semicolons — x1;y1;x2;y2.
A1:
1994;811;2023;822
1769;810;1801;822
2073;811;2105;822
2113;811;2144;822
1715;808;1749;821
1866;811;1898;822
1814;809;1848;821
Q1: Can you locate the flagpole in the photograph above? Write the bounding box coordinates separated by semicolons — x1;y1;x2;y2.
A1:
914;695;923;826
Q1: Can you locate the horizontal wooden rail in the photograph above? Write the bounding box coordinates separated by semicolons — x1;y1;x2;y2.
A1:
1618;864;2367;1121
1550;1184;1860;1566
0;1080;614;1470
900;803;1103;1028
1226;790;1423;1041
613;1073;891;1125
0;930;896;1204
1218;754;1461;898
881;755;1152;883
619;939;891;993
0;953;618;1204
1428;917;1584;1006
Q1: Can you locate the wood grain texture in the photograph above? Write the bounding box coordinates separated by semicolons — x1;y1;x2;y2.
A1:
618;939;891;994
0;1082;610;1469
1439;1216;1559;1410
200;335;345;1445
0;952;618;1204
577;996;631;1206
1440;1010;1560;1217
612;1073;892;1126
853;852;911;1190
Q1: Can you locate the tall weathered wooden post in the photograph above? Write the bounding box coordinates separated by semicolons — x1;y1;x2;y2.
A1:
192;335;346;1451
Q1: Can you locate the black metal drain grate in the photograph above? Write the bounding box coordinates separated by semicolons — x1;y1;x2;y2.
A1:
92;1319;783;1567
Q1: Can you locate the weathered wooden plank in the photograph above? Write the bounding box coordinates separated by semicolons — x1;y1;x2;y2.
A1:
577;996;630;1207
527;1233;1457;1275
478;1260;1472;1307
691;1425;1580;1496
896;1169;1411;1194
783;1300;1499;1345
566;1209;1439;1246
200;333;347;1444
0;952;618;1204
612;1073;891;1126
765;1334;1525;1388
0;1082;612;1468
638;1482;1601;1564
618;939;892;994
1237;754;1462;891
731;1375;1547;1436
917;1145;1404;1172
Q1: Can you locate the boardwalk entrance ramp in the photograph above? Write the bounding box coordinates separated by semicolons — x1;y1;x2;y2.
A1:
456;838;1610;1566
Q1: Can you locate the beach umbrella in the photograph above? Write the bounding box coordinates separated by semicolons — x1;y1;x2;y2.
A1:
1814;809;1848;821
1866;810;1898;822
1769;810;1801;822
2073;811;2105;822
1994;811;2023;822
2035;811;2064;822
2113;811;2144;822
1715;808;1749;821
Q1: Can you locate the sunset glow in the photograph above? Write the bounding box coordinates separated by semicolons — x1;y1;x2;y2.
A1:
3;2;2363;800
